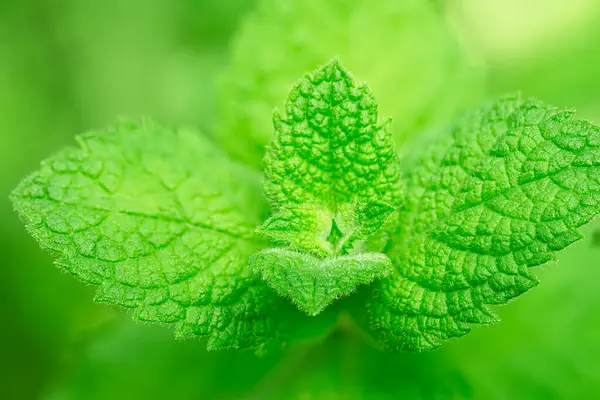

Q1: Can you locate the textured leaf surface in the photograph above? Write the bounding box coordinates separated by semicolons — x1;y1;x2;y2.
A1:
264;59;402;211
250;249;392;316
257;200;396;258
261;59;402;255
366;95;600;351
346;200;396;246
256;203;333;257
10;120;303;350
253;61;400;313
218;0;483;167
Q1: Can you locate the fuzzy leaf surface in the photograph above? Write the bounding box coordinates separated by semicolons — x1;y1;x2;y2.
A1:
366;95;600;351
250;249;392;316
261;59;401;255
256;203;333;257
11;120;303;350
255;60;400;314
263;59;402;212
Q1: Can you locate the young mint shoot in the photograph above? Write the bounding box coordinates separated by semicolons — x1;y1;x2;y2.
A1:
250;60;400;315
11;59;600;352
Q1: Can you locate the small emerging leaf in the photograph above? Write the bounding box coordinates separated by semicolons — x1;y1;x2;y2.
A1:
256;200;395;257
250;248;392;316
256;203;333;257
340;200;396;254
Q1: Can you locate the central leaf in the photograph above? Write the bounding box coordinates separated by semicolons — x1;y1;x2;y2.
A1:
251;59;402;314
263;59;402;212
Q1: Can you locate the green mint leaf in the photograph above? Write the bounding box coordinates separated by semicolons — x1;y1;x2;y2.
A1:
263;59;402;211
344;200;396;246
365;95;600;351
250;249;392;316
217;0;482;167
256;203;332;257
253;60;401;314
10;120;304;350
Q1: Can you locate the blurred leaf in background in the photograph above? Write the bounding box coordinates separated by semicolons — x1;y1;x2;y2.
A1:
44;316;471;400
216;0;484;167
2;0;600;399
451;0;600;119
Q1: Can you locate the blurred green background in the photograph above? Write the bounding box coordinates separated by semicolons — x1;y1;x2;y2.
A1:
1;0;599;399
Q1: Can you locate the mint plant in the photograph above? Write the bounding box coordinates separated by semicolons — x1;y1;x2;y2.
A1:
11;60;600;352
